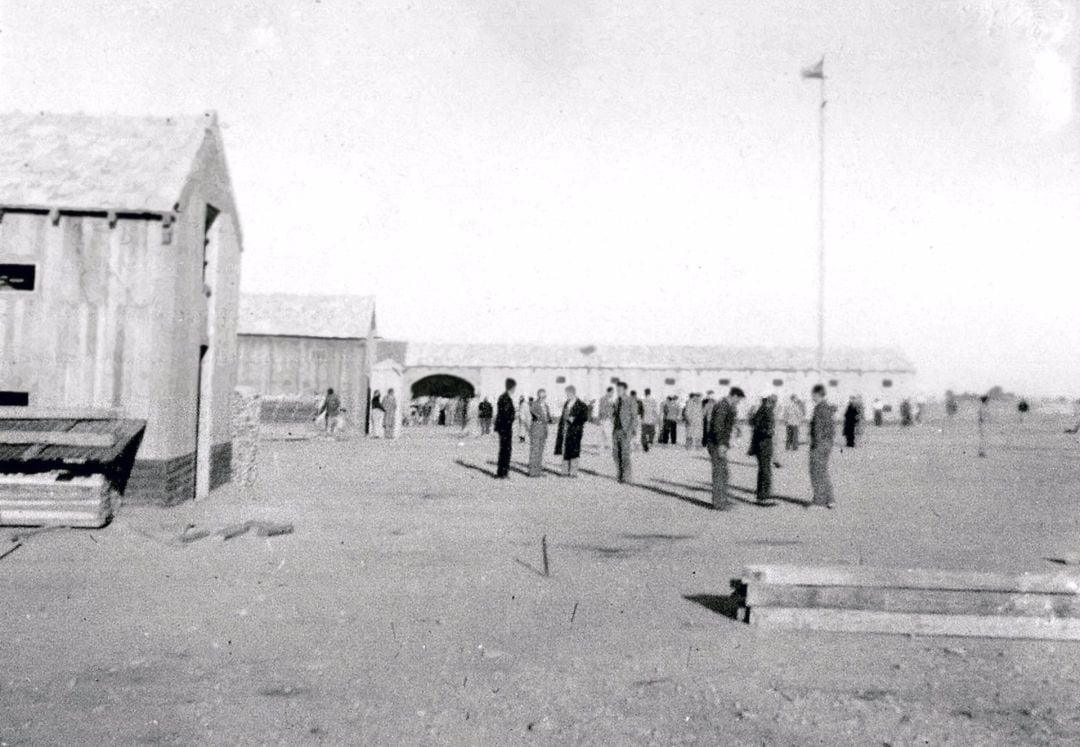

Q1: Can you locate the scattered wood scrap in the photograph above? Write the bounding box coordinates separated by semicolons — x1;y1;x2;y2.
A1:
179;520;294;544
737;563;1080;641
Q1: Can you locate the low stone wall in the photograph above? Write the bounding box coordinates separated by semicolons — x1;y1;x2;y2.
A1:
231;387;261;488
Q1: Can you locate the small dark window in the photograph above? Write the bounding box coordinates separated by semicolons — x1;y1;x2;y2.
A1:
0;264;36;291
610;376;620;384
828;379;839;387
664;378;676;386
718;378;730;386
772;379;783;387
555;376;566;384
882;379;893;388
883;404;893;413
0;391;29;407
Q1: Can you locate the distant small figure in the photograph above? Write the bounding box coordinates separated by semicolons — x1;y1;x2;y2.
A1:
640;389;659;452
494;379;518;478
661;396;679;445
517;396;531;443
1018;399;1029;424
872;398;884;427
555;385;589;477
316;388;342;435
945;391;959;418
705;387;745;510
914;396;926;425
783;394;804;451
843;396;860;448
702;390;717;444
478;397;494;435
370;390;384;438
597;387;616;451
809;384;836;509
612;381;638;483
748;392;777;503
528;389;552;477
900;399;913;427
683;393;704;449
977;395;990;458
630;390;643;451
383;389;398;439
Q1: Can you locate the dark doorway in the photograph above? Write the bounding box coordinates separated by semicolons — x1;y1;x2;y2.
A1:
411;375;475;399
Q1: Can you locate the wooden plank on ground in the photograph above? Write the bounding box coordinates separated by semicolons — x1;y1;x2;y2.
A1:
0;430;115;448
743;564;1080;595
746;584;1080;618
750;607;1080;641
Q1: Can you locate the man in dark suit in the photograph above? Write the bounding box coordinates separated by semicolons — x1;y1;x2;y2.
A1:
494;378;517;478
809;383;836;507
705;387;745;510
612;381;638;483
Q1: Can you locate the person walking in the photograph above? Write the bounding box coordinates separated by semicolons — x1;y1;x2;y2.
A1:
478;397;494;435
842;396;859;448
684;393;704;449
383;389;399;439
370;390;385;438
809;384;836;508
495;379;517;478
597;387;616;451
872;398;884;427
748;392;777;503
554;385;589;477
528;389;552;477
630;390;643;451
977;394;990;458
705;387;745;510
640;388;659;452
315;388;342;435
612;381;638;483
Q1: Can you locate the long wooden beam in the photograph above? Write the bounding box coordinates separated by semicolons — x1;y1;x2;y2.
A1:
750;607;1080;641
0;431;115;448
743;564;1080;595
746;584;1080;617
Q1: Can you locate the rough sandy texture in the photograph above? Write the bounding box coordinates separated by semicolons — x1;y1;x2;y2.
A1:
3;413;1080;745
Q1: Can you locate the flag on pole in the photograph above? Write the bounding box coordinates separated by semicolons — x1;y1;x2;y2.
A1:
801;57;824;79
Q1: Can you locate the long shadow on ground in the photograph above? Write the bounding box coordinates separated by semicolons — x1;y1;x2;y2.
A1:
455;459;527;478
684;593;744;621
653;478;811;509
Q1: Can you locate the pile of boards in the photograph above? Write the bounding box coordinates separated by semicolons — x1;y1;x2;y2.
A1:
0;423;142;529
0;471;114;528
735;563;1080;641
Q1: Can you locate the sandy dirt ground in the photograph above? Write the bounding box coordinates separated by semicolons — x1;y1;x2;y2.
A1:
3;409;1080;745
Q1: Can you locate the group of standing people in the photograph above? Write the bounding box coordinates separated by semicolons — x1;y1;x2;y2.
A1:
368;389;399;439
491;377;839;512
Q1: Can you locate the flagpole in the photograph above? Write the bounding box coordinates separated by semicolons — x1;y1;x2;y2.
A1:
816;62;826;383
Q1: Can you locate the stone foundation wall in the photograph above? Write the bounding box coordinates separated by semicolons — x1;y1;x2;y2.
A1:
231;387;261;487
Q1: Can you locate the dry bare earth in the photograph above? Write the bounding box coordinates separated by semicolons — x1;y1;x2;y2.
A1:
2;412;1080;745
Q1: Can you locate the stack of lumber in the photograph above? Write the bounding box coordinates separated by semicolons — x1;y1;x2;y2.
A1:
0;471;114;528
737;563;1080;641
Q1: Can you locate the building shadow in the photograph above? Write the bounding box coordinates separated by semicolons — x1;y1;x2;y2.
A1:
684;593;744;621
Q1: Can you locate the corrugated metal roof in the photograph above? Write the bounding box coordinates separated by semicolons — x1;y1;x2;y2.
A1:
401;342;915;372
238;293;377;340
0;111;212;212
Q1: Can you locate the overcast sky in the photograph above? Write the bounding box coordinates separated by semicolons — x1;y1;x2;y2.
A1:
1;1;1077;395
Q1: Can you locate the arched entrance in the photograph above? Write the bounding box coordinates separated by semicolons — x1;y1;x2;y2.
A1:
410;374;476;400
